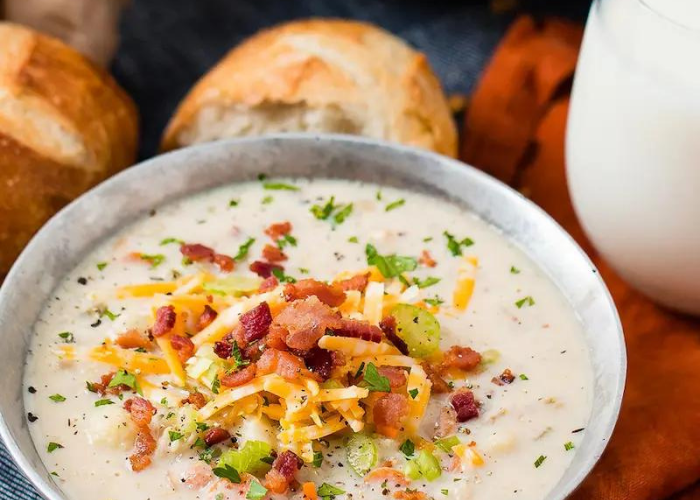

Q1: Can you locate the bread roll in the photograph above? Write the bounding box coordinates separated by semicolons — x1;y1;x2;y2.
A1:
162;19;457;157
0;22;138;280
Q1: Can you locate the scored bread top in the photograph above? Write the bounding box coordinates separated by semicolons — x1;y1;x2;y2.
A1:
0;22;138;280
162;19;457;157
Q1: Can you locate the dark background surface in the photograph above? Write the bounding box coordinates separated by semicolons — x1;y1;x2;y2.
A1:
0;1;592;498
112;0;591;160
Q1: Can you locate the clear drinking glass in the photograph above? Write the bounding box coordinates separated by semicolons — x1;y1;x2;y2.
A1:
566;0;700;314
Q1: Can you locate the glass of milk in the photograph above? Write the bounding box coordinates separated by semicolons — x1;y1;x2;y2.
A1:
567;0;700;314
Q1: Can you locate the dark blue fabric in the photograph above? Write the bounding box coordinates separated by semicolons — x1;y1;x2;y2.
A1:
0;0;589;497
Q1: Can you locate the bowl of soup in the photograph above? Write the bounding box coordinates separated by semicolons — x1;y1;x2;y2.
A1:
0;134;625;500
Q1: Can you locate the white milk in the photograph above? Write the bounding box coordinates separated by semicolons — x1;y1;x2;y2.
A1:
566;0;700;313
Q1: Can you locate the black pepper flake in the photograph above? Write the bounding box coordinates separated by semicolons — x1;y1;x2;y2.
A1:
28;386;36;394
90;319;102;328
572;427;585;434
77;277;87;285
27;412;38;422
149;209;157;217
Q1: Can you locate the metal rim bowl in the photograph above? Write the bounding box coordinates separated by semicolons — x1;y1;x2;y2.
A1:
0;134;626;500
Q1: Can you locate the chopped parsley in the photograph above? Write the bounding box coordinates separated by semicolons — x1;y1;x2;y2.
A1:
262;182;299;191
193;437;207;449
424;295;445;307
272;267;296;283
385;198;405;211
359;362;390;392
160;237;184;246
212;464;241;483
348;236;359;243
333;203;353;224
86;381;97;393
298;267;310;274
246;480;267;500
376;190;383;200
139;253;166;268
108;368;142;395
441;489;449;496
49;394;66;403
312;451;324;467
233;238;256;261
168;431;184;442
229;199;239;207
444;231;474;256
211;375;221;395
564;442;575;451
317;483;345;498
412;276;440;289
261;195;274;205
96;262;108;271
365;244;417;279
195;421;210;432
160;397;168;405
47;442;63;453
277;234;297;249
519;373;529;380
99;307;120;321
257;173;267;181
423;236;433;242
510;265;521;274
58;331;74;343
408;388;419;399
94;399;114;407
400;439;415;457
515;296;535;308
534;455;547;468
231;341;250;369
310;196;353;225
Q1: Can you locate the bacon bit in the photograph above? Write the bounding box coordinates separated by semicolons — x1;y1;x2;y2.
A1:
213;253;235;272
196;305;218;332
213;340;233;359
221;364;257;387
258;276;279;293
152;305;176;337
380;316;408;355
129;429;157;472
336;273;370;292
393;490;428;500
180;243;215;262
239;302;273;343
181;392;207;409
443;346;482;372
124;397;156;427
265;326;289;351
364;467;410;487
203;427;231;446
115;329;151;350
264;450;302;494
183;463;215;489
256;348;311;381
422;362;451;394
272;296;342;351
450;389;479;422
89;372;112;395
262;244;288;263
265;221;292;240
283;279;346;307
242;342;264;363
377;366;407;388
302;347;342;381
419;250;437;268
374;393;409;438
335;318;383;343
249;260;284;278
492;368;516;386
170;335;195;363
435;406;458;438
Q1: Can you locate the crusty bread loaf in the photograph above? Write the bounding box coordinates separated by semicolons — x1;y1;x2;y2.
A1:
0;22;138;280
162;19;457;157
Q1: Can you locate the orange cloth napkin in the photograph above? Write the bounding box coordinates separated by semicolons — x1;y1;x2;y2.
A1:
462;16;700;500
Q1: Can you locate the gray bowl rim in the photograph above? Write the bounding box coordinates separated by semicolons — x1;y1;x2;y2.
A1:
0;133;626;500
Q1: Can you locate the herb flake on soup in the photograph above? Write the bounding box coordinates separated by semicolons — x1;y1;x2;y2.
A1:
24;179;593;500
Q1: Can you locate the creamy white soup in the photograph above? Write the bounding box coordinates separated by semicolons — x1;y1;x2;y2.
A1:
24;178;592;500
